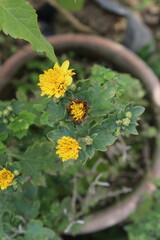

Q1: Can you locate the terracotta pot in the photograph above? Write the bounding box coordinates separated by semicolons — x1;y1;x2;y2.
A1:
0;34;160;234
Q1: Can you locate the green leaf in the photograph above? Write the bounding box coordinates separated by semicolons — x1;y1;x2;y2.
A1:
126;124;139;135
87;82;116;117
91;65;118;84
86;145;95;159
0;0;56;61
40;112;50;126
46;101;66;124
24;220;58;240
47;126;75;143
20;142;60;185
16;88;28;101
8;111;36;138
56;0;84;11
131;106;145;116
0;141;6;154
33;104;45;112
0;133;8;141
90;126;117;151
0;154;7;165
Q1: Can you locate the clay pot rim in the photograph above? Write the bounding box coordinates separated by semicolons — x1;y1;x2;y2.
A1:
0;34;160;234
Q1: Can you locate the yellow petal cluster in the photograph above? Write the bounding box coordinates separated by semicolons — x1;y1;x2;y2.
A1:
38;60;75;98
68;100;88;123
56;136;81;162
0;168;14;190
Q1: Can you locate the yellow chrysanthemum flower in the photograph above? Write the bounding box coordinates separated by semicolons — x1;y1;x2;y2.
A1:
38;60;75;98
0;168;14;190
67;99;89;123
56;136;81;162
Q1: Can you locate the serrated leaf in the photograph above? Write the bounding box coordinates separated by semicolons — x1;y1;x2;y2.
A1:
90;127;116;151
92;132;107;151
86;145;95;159
131;106;145;116
20;142;60;185
91;65;118;84
47;126;74;143
8;111;35;137
127;124;139;135
87;83;116;117
40;112;50;126
33;104;45;112
0;0;56;61
25;220;57;240
46;101;66;124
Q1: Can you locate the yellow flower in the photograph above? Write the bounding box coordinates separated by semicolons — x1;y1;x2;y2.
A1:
38;60;75;98
0;168;14;190
67;99;89;123
56;136;81;162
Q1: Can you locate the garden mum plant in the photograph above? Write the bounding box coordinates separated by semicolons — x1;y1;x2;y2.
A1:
0;0;145;238
0;61;145;190
0;59;145;238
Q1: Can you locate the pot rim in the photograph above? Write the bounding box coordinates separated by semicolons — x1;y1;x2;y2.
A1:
0;34;160;234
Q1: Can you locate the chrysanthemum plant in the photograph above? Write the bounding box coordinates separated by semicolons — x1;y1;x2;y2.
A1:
0;60;145;191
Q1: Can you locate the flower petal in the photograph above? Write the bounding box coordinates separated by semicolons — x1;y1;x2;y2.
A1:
61;60;70;71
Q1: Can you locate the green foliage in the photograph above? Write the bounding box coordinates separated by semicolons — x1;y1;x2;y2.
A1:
0;62;146;237
0;0;56;61
20;142;61;185
0;184;61;239
125;187;160;240
25;220;60;240
8;111;36;139
56;0;84;11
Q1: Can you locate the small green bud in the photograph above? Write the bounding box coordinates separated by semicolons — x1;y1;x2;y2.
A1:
7;106;13;112
13;170;20;176
3;109;10;117
82;136;93;145
69;83;76;91
116;120;122;126
2;118;8;124
122;118;130;126
53;98;59;104
125;112;132;119
9;117;14;122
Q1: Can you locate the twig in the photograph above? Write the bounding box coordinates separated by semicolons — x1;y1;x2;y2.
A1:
47;0;95;33
91;186;132;203
71;177;78;213
64;220;84;234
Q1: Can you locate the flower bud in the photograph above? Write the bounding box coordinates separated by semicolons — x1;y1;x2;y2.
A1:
82;136;93;145
2;118;8;124
122;118;130;126
7;106;13;112
3;109;9;117
13;170;20;176
125;111;132;119
69;83;76;92
116;120;122;126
